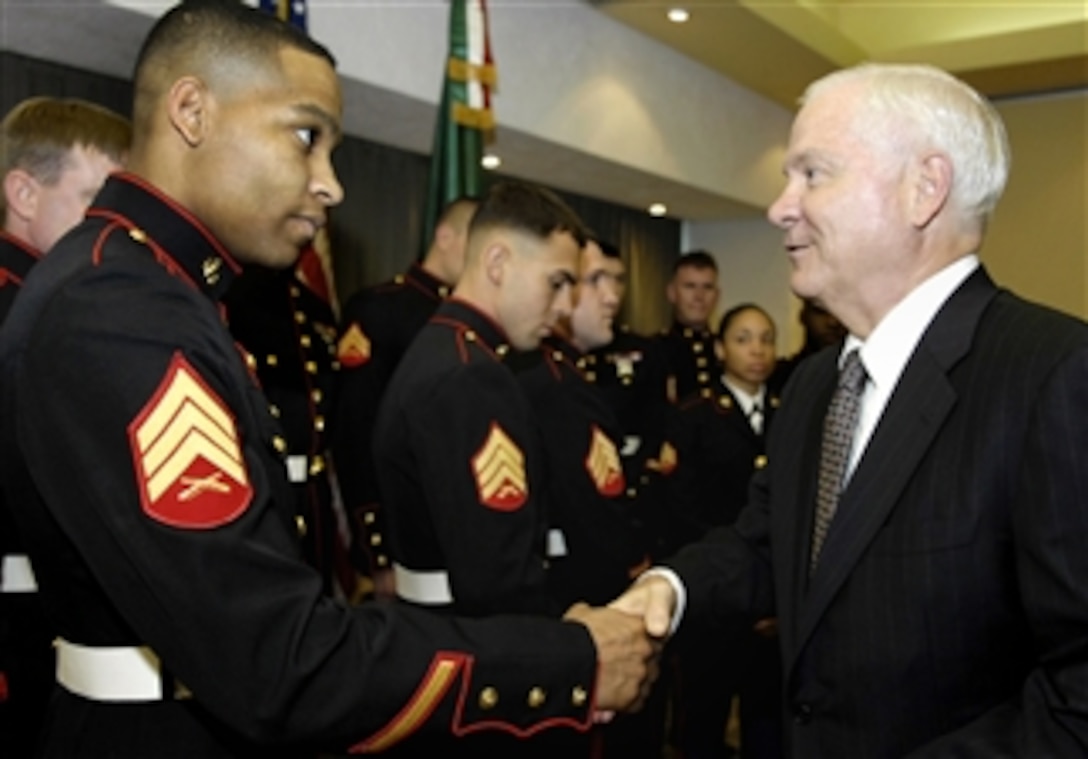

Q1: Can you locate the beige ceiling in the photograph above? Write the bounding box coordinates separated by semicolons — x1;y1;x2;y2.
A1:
593;0;1088;108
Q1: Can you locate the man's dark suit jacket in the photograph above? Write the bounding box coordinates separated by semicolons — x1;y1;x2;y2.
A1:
667;267;1088;757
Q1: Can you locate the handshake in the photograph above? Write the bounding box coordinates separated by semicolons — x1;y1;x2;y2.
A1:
563;574;678;714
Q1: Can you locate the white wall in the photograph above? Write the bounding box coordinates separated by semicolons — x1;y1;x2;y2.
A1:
682;216;803;354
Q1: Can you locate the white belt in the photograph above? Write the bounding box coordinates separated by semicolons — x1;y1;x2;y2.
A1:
546;528;568;558
56;638;191;702
2;553;38;593
286;455;309;484
393;563;453;605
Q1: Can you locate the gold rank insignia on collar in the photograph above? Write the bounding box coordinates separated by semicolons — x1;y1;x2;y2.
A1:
585;425;625;497
202;256;222;286
129;352;252;529
472;422;528;512
336;323;371;368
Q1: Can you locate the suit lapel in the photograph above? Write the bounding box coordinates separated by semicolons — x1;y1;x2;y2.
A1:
791;267;1000;661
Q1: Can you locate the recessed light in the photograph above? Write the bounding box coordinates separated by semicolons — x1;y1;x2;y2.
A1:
667;8;689;24
648;203;668;217
481;154;502;170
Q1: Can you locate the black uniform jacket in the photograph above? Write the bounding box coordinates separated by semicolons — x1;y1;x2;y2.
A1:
663;379;777;555
515;336;644;608
332;264;451;575
373;298;559;619
654;322;719;404
667;269;1088;757
0;175;599;757
223;265;342;592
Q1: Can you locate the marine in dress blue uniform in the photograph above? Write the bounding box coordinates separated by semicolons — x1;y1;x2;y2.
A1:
0;173;605;758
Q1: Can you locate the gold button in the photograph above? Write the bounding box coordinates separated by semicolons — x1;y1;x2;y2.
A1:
294;311;306;324
696;357;708;367
718;395;732;408
300;334;312;348
527;687;546;709
128;227;148;243
290;285;300;298
478;687;499;710
305;361;318;375
626;487;637;498
266;354;278;367
438;285;450;297
754;455;768;469
571;686;588;707
693;342;703;353
314;416;325;432
309;455;325;475
272;436;287;453
621;377;632;386
311;388;323;403
245;353;257;370
496;344;509;357
697;372;710;383
770;396;780;408
370;533;382;546
364;511;376;525
295;515;307;537
331;360;341;371
702;388;713;399
586;355;596;365
586;371;597;382
269;404;281;418
683;328;693;338
394;274;405;284
465;330;476;342
553;351;564;361
377;555;389;567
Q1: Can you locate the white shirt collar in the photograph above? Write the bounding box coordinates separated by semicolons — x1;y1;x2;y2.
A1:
722;376;765;417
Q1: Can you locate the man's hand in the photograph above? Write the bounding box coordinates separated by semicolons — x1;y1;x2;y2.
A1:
609;573;677;638
563;603;659;712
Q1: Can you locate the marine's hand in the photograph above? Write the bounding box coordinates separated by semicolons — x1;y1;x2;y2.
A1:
564;602;658;712
608;574;676;639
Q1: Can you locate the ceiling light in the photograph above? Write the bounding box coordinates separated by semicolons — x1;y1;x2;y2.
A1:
648;203;668;217
481;154;501;170
667;8;689;24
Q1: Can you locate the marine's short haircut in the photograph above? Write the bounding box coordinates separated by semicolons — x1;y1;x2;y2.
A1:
468;181;589;248
0;97;131;215
132;0;336;130
717;302;775;341
591;237;622;260
673;249;718;274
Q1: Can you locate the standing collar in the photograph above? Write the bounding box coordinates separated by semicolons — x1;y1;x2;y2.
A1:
407;262;454;299
433;297;512;355
87;173;242;303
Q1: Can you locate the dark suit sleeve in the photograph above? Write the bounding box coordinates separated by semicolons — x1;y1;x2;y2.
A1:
665;465;777;631
908;342;1088;757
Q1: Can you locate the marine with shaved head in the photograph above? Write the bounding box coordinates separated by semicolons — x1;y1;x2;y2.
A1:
0;2;655;757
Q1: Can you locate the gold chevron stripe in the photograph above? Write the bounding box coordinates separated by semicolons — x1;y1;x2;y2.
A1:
585;425;623;494
350;654;464;753
473;423;526;502
139;396;237;476
337;323;371;366
135;366;233;451
146;426;246;503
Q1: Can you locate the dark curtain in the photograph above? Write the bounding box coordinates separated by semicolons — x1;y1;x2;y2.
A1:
1;50;680;333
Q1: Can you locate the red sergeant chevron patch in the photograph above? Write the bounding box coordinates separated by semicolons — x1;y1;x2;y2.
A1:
128;351;253;529
337;323;371;368
472;422;528;511
585;425;625;497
